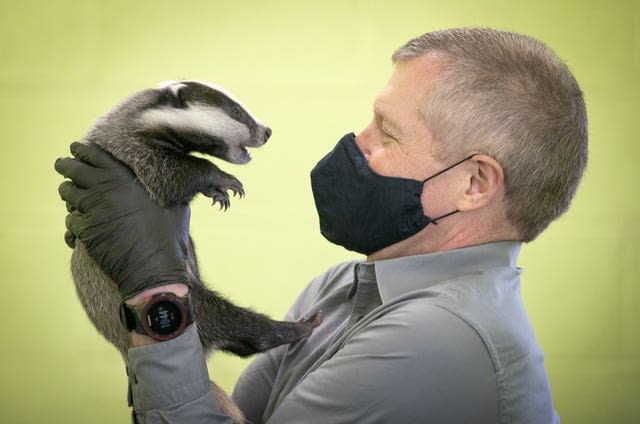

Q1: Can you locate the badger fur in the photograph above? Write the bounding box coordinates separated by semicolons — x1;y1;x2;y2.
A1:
70;80;322;422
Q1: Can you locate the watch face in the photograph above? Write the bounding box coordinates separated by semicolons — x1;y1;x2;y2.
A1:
145;300;183;336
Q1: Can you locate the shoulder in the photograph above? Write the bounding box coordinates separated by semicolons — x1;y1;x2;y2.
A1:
354;301;497;371
322;303;500;422
312;260;359;292
286;260;359;320
432;270;539;370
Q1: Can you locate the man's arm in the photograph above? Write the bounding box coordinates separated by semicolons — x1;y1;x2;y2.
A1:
125;296;499;423
126;283;190;347
127;323;234;423
231;272;328;424
55;143;236;422
126;270;321;423
231;343;286;423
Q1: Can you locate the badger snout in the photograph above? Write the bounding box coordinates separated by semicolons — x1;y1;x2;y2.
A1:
248;125;271;147
229;125;271;164
254;126;271;146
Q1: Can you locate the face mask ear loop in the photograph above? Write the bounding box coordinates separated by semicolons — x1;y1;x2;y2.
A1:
421;154;477;225
430;209;459;225
421;154;478;184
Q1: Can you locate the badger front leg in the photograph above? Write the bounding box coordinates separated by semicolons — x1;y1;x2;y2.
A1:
124;145;243;210
199;164;244;211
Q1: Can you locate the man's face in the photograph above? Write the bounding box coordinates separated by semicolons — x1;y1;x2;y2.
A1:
354;53;516;255
355;53;467;231
355;54;446;182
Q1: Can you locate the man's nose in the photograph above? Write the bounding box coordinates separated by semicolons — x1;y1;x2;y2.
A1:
354;131;371;161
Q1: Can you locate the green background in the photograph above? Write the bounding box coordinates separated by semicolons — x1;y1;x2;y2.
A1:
1;0;637;422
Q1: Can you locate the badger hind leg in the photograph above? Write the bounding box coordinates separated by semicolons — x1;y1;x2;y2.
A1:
212;382;246;424
190;283;323;357
71;242;131;356
220;312;324;358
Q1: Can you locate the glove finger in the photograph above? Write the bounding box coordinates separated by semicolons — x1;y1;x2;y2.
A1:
64;230;77;249
65;211;87;239
70;141;127;171
55;157;102;189
58;180;92;214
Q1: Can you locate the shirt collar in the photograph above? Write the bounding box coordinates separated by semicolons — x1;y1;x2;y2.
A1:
347;261;377;299
373;241;522;303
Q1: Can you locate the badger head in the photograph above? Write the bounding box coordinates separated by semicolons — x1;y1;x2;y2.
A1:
134;80;271;164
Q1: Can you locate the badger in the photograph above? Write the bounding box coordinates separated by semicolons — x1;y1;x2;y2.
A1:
70;80;322;422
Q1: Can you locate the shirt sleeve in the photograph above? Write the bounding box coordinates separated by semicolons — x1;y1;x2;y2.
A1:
231;296;305;423
126;266;339;424
231;267;339;423
266;304;500;424
127;324;233;424
231;345;285;423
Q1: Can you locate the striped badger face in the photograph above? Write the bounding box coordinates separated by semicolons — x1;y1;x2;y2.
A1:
140;80;271;164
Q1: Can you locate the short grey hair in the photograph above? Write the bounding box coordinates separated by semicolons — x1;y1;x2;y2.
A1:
393;28;588;241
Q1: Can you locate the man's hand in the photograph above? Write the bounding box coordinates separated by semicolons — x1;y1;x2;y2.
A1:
54;142;192;300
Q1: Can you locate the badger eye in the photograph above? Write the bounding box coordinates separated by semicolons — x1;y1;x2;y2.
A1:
231;109;242;121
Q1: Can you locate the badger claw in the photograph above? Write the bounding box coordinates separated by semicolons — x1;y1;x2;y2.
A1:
205;189;231;211
202;174;244;211
232;187;245;198
212;197;230;211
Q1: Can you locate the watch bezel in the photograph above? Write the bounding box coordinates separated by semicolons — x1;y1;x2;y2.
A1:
140;292;189;341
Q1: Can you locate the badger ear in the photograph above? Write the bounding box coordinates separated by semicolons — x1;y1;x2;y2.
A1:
157;81;188;108
172;84;188;108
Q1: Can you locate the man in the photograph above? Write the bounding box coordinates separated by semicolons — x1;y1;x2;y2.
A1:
56;28;587;423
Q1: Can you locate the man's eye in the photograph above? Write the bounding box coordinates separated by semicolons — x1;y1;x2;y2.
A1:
381;128;395;140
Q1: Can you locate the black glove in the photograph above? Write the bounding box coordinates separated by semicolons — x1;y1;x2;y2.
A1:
55;142;192;300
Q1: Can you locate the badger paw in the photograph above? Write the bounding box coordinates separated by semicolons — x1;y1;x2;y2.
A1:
203;178;244;211
299;310;324;337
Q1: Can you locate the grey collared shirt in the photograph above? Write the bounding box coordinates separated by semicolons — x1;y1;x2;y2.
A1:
128;241;559;423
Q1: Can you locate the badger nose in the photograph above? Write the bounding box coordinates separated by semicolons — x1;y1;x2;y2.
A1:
264;127;272;141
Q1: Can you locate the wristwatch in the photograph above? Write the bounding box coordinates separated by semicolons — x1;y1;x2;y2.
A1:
120;292;195;341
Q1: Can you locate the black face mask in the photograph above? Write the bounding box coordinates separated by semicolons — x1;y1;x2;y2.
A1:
310;133;474;255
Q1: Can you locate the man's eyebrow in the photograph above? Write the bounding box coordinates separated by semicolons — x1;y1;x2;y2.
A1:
373;102;402;132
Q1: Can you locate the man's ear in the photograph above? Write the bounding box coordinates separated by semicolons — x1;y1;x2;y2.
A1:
456;155;504;212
